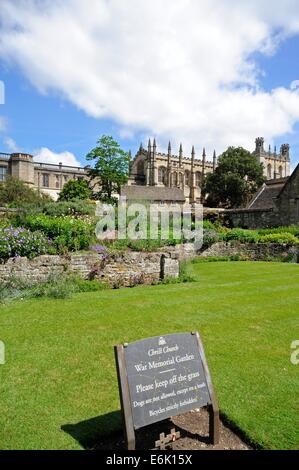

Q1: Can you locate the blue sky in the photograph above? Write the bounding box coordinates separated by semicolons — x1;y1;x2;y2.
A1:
1;0;299;168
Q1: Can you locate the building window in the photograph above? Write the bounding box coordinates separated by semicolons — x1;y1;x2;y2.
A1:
0;167;7;182
278;166;283;178
172;172;178;187
185;170;190;186
42;173;49;188
196;171;202;186
158;166;166;184
55;175;60;189
267;164;272;179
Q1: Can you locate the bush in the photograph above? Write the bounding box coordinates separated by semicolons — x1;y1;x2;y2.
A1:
258;226;299;237
22;214;94;252
258;233;299;244
58;179;92;201
0;226;51;261
42;200;95;217
0;274;107;304
202;229;220;249
0;177;51;206
223;228;259;243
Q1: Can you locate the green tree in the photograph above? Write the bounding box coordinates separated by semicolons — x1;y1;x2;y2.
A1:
86;135;129;201
203;147;265;208
0;177;51;207
58;179;92;201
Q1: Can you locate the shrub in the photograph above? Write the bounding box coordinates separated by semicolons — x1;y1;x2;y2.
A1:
58;179;92;201
223;228;259;243
258;226;299;237
0;226;50;261
22;214;94;252
0;274;107;304
202;229;220;249
258;233;299;244
0;177;51;206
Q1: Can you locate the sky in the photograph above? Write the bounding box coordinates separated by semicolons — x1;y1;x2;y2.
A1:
1;0;299;168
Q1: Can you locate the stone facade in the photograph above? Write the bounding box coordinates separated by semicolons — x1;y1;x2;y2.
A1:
127;137;291;204
0;152;88;200
253;137;290;179
0;251;180;288
128;140;215;204
225;163;299;229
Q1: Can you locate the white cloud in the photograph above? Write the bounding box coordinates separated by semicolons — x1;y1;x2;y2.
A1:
1;0;299;156
34;147;81;167
4;137;19;152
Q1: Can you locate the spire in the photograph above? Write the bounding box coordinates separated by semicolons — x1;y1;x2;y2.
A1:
168;141;171;154
179;143;183;166
191;146;195;163
148;138;151;153
128;149;132;160
153;138;157;150
202;147;206;159
139;142;143;153
268;144;271;154
274;145;277;156
213;150;216;172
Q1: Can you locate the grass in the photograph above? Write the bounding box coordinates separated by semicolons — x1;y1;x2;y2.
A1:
0;261;298;450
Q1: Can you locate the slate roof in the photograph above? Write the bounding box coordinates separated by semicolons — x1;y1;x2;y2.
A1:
247;178;288;210
121;185;185;202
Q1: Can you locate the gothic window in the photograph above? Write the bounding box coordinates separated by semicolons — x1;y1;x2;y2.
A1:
158;166;166;184
267;164;272;179
185;170;190;186
196;171;202;186
42;173;49;188
137;160;144;176
179;173;183;188
0;166;7;182
278;166;283;178
172;172;178;187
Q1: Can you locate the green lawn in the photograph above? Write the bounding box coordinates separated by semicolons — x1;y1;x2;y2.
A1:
0;261;298;450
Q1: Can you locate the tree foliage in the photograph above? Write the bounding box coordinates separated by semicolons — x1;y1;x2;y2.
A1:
0;177;51;207
203;147;265;208
86;135;129;201
58;179;92;201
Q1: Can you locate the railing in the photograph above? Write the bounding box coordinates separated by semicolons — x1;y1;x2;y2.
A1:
0;152;11;159
33;161;87;172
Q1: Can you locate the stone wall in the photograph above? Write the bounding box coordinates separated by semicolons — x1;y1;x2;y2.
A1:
200;241;299;261
223;208;280;229
0;251;180;288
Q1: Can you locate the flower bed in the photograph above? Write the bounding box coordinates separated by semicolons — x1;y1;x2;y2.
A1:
0;226;50;261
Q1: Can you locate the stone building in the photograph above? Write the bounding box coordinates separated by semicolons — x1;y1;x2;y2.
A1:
0;136;291;203
224;163;299;228
128;139;216;204
253;137;290;179
0;152;88;200
128;137;291;204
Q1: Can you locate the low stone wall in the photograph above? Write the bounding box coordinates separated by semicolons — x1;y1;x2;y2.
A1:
223;208;280;229
200;241;299;261
0;251;180;288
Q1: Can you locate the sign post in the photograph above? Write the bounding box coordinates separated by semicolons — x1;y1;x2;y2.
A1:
115;331;219;450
